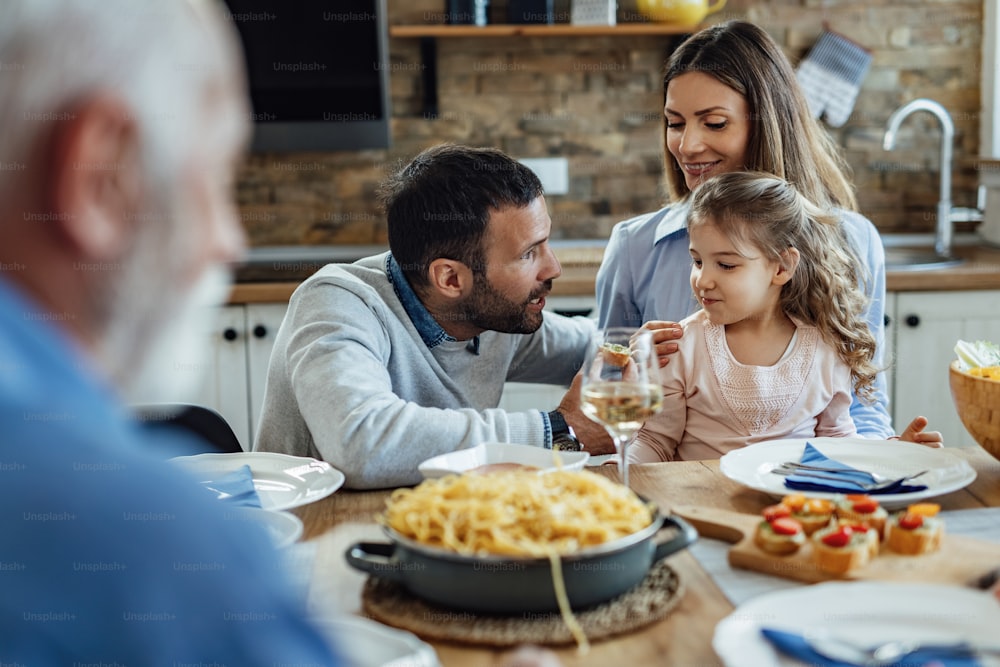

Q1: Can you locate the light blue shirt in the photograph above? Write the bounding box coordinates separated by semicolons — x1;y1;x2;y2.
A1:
595;202;894;439
0;279;342;665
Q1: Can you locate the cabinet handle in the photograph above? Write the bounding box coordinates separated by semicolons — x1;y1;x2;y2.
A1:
223;327;239;342
905;314;920;328
884;314;891;327
252;325;268;339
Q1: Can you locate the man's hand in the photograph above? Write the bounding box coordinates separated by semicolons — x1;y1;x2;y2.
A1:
641;320;683;368
557;373;614;455
897;415;944;447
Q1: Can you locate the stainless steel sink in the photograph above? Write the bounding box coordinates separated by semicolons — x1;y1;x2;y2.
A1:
880;233;973;271
883;247;964;271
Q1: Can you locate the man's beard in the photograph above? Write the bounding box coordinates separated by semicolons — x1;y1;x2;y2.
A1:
461;276;551;335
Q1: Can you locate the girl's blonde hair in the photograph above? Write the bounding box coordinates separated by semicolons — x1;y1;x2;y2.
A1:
689;171;878;403
662;20;857;211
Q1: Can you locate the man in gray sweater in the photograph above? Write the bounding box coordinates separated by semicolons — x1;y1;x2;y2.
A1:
254;144;609;489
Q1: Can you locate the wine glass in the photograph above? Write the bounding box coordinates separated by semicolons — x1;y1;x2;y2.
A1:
579;327;663;487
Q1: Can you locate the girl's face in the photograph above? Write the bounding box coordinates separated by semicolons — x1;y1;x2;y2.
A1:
665;72;751;191
688;219;785;326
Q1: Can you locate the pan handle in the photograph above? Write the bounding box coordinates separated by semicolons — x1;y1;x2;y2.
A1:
652;514;699;562
344;542;406;582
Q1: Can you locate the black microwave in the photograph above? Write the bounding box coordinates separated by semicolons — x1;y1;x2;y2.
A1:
221;0;391;152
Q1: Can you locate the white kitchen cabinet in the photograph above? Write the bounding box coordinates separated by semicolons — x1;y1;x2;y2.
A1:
189;302;288;450
245;303;288;441
191;305;252;449
882;291;896;413
890;289;1000;446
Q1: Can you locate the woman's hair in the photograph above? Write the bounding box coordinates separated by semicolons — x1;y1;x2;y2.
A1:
689;171;878;403
380;143;543;290
662;20;857;211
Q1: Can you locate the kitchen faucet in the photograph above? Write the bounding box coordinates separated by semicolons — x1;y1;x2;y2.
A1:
882;98;956;258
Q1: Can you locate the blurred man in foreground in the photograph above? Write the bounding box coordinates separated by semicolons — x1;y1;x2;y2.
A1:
0;1;342;662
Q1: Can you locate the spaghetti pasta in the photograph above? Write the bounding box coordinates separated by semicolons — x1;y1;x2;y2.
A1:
382;469;654;557
380;470;654;654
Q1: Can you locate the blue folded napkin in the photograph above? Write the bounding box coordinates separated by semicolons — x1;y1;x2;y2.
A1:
201;464;262;508
781;443;928;495
761;627;981;667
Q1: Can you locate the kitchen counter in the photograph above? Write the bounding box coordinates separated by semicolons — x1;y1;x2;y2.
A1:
227;240;1000;304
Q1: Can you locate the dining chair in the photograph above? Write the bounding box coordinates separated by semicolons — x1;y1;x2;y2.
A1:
132;403;245;454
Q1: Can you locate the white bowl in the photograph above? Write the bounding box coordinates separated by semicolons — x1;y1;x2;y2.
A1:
418;442;589;479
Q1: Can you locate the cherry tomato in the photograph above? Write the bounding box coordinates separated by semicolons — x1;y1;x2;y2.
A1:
820;527;852;548
851;498;880;514
770;517;803;536
898;512;924;530
763;504;792;522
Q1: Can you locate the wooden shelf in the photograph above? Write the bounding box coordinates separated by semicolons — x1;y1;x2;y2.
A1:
389;22;695;118
389;23;698;38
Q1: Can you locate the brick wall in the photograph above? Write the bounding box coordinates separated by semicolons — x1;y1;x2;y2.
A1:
235;0;984;246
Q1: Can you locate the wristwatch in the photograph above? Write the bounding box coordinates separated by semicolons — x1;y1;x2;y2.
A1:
548;409;583;452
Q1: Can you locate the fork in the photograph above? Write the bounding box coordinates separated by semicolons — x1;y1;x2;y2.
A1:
774;461;930;484
803;630;997;666
769;465;931;491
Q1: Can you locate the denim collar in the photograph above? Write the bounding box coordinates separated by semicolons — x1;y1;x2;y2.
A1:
386;253;479;353
654;199;692;245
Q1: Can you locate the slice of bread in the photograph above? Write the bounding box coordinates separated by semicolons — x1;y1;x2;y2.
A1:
836;496;888;539
753;519;805;555
811;523;877;575
886;514;943;555
600;343;631;367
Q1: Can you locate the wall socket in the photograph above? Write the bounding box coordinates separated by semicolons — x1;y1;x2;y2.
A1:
518;157;569;195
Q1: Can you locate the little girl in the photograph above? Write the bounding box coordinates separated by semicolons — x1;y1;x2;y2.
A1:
630;171;880;463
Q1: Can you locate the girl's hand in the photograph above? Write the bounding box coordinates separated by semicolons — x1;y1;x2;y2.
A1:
896;415;944;447
640;320;683;368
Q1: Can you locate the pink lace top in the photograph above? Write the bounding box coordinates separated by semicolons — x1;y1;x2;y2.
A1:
630;310;857;463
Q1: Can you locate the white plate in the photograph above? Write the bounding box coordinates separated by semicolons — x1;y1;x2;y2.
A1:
171;452;345;511
418;442;589;479
314;614;440;667
586;454;617;467
224;507;303;549
719;437;976;509
713;581;1000;667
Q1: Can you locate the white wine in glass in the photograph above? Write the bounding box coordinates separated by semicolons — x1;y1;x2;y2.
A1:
580;328;663;487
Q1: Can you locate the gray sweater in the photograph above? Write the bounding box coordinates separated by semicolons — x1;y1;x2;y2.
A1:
253;253;595;489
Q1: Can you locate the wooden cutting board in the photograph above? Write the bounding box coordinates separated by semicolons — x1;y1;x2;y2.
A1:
672;505;1000;586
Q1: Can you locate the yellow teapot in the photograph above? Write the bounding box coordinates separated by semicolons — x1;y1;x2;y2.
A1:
637;0;727;25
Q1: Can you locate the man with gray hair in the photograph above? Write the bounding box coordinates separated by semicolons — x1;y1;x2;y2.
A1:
0;1;342;663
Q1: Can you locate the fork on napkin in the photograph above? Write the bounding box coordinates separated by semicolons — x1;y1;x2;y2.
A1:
200;464;262;508
760;627;982;667
780;443;929;495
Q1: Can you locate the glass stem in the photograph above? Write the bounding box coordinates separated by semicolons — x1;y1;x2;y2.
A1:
615;434;630;487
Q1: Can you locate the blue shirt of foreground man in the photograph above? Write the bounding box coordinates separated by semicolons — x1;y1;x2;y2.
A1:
0;1;341;663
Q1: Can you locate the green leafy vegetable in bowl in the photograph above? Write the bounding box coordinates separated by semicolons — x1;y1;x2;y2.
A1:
954;339;1000;371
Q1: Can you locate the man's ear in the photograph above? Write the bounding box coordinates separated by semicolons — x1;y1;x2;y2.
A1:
426;258;473;299
48;94;142;261
772;247;800;286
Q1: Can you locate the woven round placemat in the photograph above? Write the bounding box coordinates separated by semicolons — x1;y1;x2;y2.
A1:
360;560;684;647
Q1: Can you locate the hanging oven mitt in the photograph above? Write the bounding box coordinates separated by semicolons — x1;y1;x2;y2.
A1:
795;28;872;127
781;443;928;495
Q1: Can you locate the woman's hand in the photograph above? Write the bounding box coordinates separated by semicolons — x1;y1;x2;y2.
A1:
896;415;944;447
640;320;683;368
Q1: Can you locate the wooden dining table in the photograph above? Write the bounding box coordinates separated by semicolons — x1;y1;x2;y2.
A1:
292;447;1000;667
